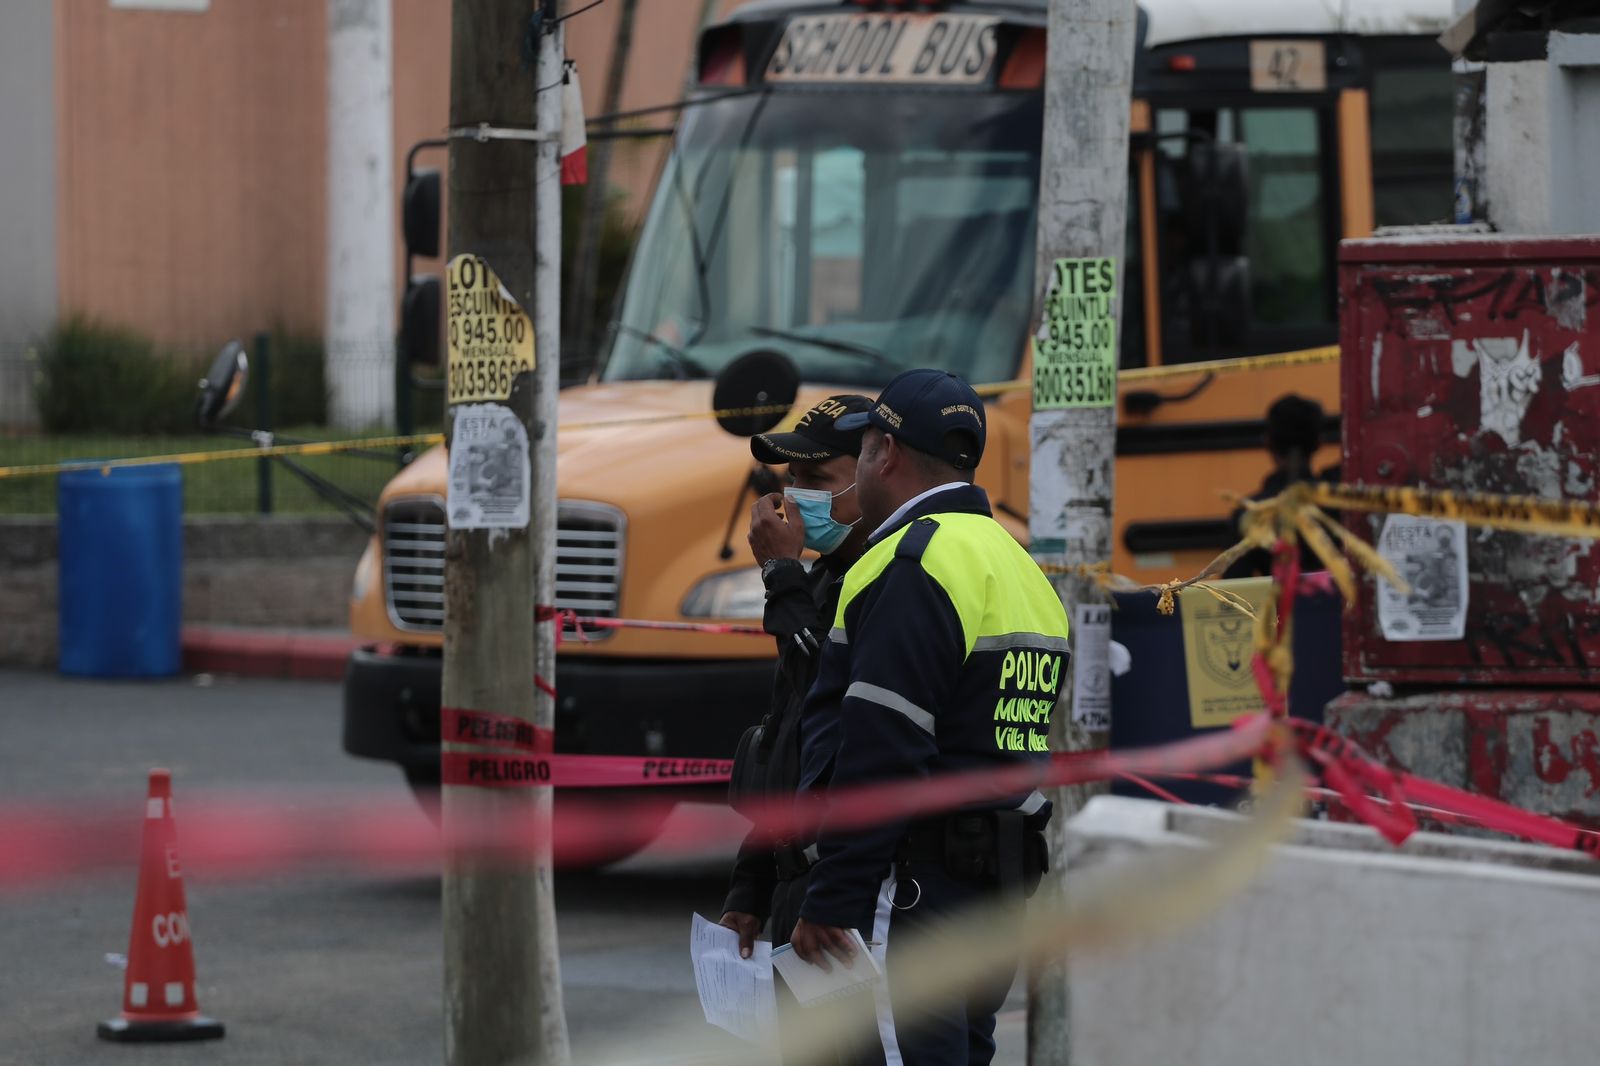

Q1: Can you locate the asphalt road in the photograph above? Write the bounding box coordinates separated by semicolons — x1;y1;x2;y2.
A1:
0;670;1027;1065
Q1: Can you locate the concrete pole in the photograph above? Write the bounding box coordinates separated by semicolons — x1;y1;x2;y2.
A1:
326;0;396;429
440;2;569;1064
1025;1;1136;1063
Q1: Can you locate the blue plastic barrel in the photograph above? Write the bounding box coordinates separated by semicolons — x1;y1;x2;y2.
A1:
57;463;183;678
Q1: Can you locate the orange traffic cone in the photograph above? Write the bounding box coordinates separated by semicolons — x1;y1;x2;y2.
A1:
98;769;225;1043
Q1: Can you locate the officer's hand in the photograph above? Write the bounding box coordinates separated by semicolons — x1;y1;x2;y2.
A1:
748;493;804;565
790;918;857;973
718;911;763;960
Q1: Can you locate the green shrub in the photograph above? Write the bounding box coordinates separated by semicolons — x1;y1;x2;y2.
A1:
32;319;332;435
33;318;203;435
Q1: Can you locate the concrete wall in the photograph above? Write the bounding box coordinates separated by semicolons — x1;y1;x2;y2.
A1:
0;0;736;424
1485;33;1600;235
1328;689;1600;827
0;515;368;669
45;0;731;352
54;0;331;347
0;1;57;426
1547;32;1600;236
1065;797;1600;1066
1485;59;1552;234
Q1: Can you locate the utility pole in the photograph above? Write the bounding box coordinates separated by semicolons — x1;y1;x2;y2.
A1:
1025;1;1136;1063
441;2;569;1064
326;0;395;428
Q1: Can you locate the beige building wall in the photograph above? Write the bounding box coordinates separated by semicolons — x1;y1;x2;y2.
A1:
52;0;739;351
55;0;328;347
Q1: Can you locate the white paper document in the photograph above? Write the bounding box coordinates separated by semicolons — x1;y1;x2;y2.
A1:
769;928;882;1006
690;912;776;1044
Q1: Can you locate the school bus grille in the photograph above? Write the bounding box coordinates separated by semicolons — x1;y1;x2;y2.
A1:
382;498;624;638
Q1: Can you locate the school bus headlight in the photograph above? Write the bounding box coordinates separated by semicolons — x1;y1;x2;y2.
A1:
681;567;765;620
351;541;378;605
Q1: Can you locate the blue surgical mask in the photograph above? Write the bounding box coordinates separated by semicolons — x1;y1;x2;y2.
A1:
784;484;858;554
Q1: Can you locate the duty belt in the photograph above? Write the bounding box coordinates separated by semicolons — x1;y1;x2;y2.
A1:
898;811;1040;893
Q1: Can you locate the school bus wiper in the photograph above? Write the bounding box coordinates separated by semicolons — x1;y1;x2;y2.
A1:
747;325;901;371
615;324;711;380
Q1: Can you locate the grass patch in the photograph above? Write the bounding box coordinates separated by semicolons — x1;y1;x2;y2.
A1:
0;427;417;516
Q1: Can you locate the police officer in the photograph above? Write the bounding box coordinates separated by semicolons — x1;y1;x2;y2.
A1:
719;394;874;965
789;369;1069;1066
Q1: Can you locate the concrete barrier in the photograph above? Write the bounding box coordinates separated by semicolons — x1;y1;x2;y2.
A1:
1065;796;1600;1066
0;515;367;669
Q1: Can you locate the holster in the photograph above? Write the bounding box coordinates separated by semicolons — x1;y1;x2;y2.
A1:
726;722;766;818
772;841;814;881
900;811;1049;898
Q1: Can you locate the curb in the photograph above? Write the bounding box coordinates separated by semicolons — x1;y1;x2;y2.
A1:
181;626;362;682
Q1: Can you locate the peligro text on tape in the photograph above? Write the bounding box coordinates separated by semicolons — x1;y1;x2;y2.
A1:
441;752;735;789
1315;482;1600;541
441;707;552;754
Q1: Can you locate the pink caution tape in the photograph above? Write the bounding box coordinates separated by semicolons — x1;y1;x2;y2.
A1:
442;707;553;753
0;718;1272;889
441;752;736;789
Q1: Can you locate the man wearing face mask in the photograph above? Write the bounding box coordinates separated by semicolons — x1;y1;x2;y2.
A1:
720;393;874;977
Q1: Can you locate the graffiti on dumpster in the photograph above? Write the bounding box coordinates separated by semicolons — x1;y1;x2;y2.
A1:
1348;258;1600;682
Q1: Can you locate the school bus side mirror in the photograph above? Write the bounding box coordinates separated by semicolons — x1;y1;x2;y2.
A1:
712;349;799;437
400;275;443;367
403;168;442;259
195;340;249;429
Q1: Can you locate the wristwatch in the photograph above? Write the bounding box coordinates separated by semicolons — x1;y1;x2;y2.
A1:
761;557;803;584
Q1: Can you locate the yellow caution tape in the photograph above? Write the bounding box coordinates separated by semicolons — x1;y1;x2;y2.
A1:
1314;482;1600;541
1;343;1341;482
557;400;797;434
1119;343;1340;384
0;434;443;482
973;343;1341;398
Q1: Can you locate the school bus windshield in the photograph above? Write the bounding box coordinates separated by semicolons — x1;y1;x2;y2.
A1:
601;89;1043;389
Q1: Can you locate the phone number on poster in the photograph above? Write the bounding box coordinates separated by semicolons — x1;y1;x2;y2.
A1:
1034;359;1115;408
449;356;531;403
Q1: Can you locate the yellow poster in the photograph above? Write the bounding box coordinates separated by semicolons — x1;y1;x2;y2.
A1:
446;254;535;405
1180;577;1275;729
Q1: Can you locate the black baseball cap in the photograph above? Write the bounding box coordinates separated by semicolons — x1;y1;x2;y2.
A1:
835;369;986;469
750;393;873;464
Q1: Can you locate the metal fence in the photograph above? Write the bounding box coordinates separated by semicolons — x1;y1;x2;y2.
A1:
0;129;673;518
0;339;412;518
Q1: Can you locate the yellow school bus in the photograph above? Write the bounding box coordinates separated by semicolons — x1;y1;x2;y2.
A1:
343;0;1455;829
